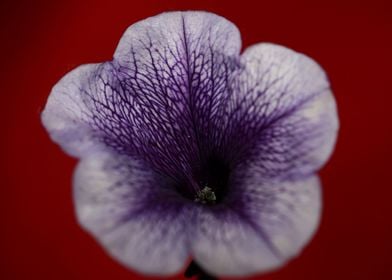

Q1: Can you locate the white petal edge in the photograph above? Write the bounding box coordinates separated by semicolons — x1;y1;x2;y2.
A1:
114;11;241;64
41;63;103;157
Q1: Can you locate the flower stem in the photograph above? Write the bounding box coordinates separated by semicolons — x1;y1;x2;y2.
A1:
184;260;218;280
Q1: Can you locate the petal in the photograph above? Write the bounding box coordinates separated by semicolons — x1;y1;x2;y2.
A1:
191;176;321;277
42;11;242;180
254;88;338;178
74;151;192;275
114;11;241;63
41;63;103;157
234;174;322;258
112;11;242;176
225;43;338;177
191;206;280;277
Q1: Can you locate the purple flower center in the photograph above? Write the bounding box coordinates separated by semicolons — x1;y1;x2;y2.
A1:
189;154;230;204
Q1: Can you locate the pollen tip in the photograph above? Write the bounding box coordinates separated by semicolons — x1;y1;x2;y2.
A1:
195;186;216;204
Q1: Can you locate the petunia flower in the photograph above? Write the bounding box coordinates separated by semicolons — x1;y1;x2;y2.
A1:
41;11;339;279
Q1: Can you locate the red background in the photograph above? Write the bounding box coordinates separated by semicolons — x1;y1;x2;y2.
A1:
1;0;392;279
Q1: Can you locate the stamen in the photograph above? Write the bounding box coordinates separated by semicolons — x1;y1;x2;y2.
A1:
195;186;216;204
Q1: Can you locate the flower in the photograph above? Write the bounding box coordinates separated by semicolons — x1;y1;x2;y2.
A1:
41;11;339;278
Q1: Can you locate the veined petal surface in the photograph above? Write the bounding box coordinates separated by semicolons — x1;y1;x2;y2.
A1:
191;175;321;277
74;151;192;275
222;43;338;179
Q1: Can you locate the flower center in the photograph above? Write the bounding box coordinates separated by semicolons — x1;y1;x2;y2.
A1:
173;153;231;204
194;186;216;204
192;153;231;204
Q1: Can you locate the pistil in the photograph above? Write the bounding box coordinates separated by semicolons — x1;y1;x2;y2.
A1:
194;186;216;204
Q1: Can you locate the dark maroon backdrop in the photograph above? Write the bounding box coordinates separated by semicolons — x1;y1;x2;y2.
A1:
1;0;392;279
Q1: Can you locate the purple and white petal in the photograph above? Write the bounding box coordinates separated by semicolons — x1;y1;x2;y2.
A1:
115;11;240;62
74;151;192;275
224;43;338;178
41;63;103;157
191;206;280;277
111;11;241;177
192;175;321;277
232;173;322;258
241;176;321;259
42;11;242;180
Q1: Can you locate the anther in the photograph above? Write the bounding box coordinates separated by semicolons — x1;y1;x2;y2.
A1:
195;186;216;204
